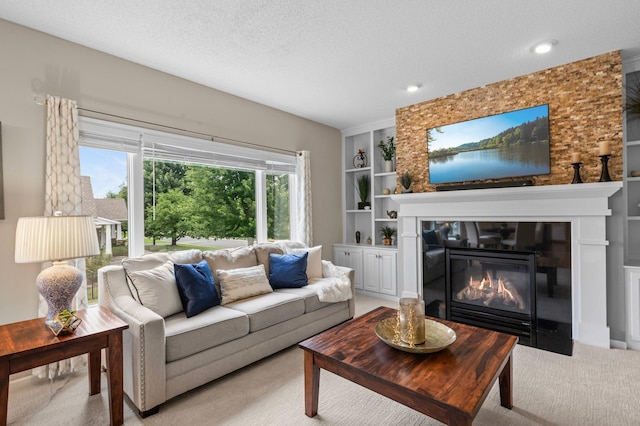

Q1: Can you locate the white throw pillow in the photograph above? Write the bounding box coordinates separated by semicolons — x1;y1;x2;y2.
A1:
126;261;183;318
287;245;323;279
217;264;273;305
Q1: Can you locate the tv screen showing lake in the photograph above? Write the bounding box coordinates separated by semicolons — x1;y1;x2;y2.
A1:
427;105;550;185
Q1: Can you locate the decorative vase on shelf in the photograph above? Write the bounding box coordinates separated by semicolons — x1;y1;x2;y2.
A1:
399;171;413;193
385;160;394;173
353;149;367;168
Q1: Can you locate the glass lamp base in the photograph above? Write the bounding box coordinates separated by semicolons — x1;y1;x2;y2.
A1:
36;261;83;325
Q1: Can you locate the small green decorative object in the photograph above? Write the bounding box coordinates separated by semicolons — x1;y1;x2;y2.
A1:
49;309;82;336
377;136;395;161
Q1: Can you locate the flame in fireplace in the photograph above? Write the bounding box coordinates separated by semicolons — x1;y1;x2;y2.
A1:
457;272;525;310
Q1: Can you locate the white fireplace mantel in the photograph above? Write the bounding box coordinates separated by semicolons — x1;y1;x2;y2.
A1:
391;182;622;348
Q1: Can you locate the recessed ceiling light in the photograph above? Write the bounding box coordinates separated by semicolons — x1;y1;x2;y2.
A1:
532;39;558;54
406;83;422;93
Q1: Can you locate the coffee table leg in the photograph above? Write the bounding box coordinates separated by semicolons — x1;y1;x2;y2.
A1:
498;353;513;409
303;351;320;417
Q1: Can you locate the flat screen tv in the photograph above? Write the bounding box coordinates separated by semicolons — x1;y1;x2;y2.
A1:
427;104;551;185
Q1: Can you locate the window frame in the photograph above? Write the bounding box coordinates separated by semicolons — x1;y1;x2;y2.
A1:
79;117;297;257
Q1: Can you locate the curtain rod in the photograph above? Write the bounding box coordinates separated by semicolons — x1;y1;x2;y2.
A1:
33;95;300;155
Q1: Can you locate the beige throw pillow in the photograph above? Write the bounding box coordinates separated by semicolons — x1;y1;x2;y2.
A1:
217;264;273;305
253;243;284;277
122;250;202;302
287;245;323;279
126;260;183;318
203;246;258;295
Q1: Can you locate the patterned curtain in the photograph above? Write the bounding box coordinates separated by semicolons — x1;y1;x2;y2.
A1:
34;95;87;378
296;150;313;246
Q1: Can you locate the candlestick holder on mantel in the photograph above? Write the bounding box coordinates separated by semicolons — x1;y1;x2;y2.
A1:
571;162;583;184
599;155;612;182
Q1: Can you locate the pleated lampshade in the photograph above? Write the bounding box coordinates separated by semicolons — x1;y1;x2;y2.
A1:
15;214;100;263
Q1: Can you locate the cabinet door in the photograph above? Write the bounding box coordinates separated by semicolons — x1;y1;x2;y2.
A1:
333;246;363;290
333;247;348;268
379;250;397;296
362;250;380;292
348;249;364;290
626;267;640;348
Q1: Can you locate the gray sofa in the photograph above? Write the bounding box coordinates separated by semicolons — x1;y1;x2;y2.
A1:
98;242;354;417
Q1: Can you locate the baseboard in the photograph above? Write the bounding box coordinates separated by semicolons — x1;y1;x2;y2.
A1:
355;289;398;302
610;339;627;350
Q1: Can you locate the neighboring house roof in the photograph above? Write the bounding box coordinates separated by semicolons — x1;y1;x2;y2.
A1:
94;198;128;221
94;217;121;226
81;176;98;217
81;175;127;221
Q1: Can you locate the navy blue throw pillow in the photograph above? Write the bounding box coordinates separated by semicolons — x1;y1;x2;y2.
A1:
268;252;308;289
174;260;220;317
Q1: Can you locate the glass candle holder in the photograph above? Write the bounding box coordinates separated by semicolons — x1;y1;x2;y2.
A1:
398;298;426;345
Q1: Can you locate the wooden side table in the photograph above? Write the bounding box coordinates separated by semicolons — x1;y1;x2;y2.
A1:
0;307;128;426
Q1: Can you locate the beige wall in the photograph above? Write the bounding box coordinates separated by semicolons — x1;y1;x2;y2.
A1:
0;19;342;324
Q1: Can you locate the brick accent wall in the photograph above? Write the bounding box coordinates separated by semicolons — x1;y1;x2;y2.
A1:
395;51;623;193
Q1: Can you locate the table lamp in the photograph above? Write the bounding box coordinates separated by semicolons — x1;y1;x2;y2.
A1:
15;212;100;325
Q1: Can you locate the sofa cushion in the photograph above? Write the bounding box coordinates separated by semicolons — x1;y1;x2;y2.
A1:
268;252;308;288
253;243;283;277
225;291;305;332
122;250;203;302
164;306;250;362
122;249;203;273
274;240;307;251
274;283;328;313
174;260;220;318
202;246;257;294
126;260;183;318
217;264;273;305
286;245;323;279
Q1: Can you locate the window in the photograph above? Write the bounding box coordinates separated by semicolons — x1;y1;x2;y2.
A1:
266;172;291;240
79;146;129;304
78;117;297;302
144;160;258;247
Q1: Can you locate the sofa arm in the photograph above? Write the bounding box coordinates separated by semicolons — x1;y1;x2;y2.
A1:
98;265;167;414
321;260;356;318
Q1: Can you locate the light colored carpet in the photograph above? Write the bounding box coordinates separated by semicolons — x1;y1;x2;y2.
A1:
7;294;640;425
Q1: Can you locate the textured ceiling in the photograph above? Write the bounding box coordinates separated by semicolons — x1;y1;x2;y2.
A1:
1;1;639;130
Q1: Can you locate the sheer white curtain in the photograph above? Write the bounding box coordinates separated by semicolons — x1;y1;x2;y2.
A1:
296;150;313;246
34;95;87;378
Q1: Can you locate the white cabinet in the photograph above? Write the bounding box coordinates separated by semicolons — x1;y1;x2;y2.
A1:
362;248;397;296
625;266;640;350
624;58;640;262
333;245;363;290
623;57;640;351
340;119;398;298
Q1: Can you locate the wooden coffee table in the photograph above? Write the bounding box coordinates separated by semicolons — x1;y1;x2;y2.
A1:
299;306;517;426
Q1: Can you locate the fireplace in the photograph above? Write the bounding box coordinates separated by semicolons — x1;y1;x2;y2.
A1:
446;248;537;346
391;182;622;350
